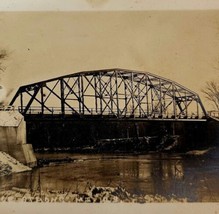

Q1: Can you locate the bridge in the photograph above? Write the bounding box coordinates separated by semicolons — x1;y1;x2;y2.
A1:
10;68;207;121
9;68;218;151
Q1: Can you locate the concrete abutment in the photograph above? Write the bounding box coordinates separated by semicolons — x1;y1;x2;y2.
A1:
0;110;37;167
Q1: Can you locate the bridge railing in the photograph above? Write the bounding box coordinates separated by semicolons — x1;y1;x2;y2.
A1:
0;105;15;111
16;106;207;120
208;110;219;118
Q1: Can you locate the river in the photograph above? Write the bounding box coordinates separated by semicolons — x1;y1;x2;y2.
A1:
0;148;219;202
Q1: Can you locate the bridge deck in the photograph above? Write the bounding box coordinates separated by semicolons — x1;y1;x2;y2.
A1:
23;113;207;122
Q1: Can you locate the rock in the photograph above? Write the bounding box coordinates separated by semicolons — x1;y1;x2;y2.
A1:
0;151;31;176
0;163;12;176
12;187;29;193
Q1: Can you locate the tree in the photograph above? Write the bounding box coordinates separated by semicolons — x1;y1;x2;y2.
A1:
0;49;8;105
0;49;8;73
201;81;219;111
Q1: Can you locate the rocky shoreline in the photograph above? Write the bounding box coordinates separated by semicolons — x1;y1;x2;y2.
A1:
0;186;187;203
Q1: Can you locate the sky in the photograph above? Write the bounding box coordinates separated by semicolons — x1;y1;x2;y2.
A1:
1;0;219;11
0;10;219;110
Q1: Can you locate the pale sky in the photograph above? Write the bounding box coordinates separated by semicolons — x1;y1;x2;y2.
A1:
0;11;219;110
1;0;219;11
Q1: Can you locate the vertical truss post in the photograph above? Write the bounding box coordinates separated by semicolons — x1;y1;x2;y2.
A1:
78;76;81;114
81;75;84;114
150;85;154;116
115;71;119;117
131;72;134;116
40;86;44;114
172;84;176;118
99;74;103;115
94;76;98;114
60;79;65;115
137;81;141;117
110;74;113;114
146;77;149;117
184;92;187;118
124;79;127;116
159;79;162;118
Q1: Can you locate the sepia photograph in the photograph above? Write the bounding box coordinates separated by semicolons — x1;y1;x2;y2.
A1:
0;0;219;213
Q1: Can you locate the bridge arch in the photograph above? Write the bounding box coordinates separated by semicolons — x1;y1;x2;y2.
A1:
10;68;207;119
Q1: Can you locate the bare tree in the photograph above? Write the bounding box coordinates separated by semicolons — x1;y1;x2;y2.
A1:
201;81;219;111
0;49;8;73
0;49;9;105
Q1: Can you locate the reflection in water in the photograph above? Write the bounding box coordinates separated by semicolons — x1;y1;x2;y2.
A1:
0;152;219;202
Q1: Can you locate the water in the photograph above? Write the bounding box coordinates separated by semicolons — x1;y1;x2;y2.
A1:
1;148;219;202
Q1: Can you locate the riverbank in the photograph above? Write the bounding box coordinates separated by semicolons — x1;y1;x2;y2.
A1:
0;186;187;203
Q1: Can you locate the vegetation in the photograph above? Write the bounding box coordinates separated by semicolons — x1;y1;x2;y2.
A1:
0;186;187;203
202;81;219;111
0;49;10;105
0;49;8;73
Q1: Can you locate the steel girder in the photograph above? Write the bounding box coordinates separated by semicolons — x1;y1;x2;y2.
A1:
10;68;207;119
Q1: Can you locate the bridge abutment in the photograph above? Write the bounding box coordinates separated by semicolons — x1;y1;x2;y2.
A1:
0;110;37;167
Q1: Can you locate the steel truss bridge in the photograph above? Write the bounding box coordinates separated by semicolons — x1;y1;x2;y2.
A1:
10;68;207;121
